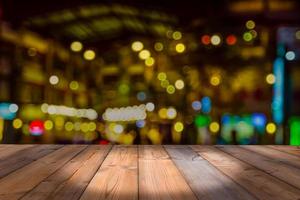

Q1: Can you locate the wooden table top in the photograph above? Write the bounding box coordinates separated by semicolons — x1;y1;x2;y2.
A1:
0;145;299;200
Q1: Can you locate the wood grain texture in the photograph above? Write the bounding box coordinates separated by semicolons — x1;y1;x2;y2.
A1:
242;145;300;169
268;145;300;157
0;145;34;159
0;145;86;200
0;145;62;178
191;145;300;200
21;145;111;200
165;146;256;200
139;145;197;200
218;145;300;190
79;145;138;200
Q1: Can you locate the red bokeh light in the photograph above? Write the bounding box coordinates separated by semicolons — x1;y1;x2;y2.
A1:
201;35;211;45
226;34;237;45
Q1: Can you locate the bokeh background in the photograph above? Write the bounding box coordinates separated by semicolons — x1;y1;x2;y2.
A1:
0;0;300;145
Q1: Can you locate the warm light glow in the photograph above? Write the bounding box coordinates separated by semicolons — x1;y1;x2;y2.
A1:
211;35;221;46
70;41;83;52
296;30;300;40
114;124;124;134
226;35;237;45
158;108;168;119
210;75;221;86
266;123;276;134
65;122;74;131
174;122;184;132
175;43;186;53
175;80;185;90
13;118;23;129
44;120;54;130
131;41;144;52
243;32;253;42
145;102;155;112
201;35;211;45
166;85;176;94
172;31;182;40
139;50;151;60
84;50;96;60
246;20;255;29
49;75;59;85
154;42;164;51
266;74;276;84
145;57;155;67
157;72;167;81
69;81;79;90
209;122;220;133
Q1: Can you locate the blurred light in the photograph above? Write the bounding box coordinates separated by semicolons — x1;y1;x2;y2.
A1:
175;80;184;90
161;80;169;88
226;35;237;45
49;75;59;85
167;107;177;119
175;43;186;53
70;41;83;52
290;118;300;145
201;35;211;45
158;108;168;119
29;120;44;136
80;123;89;133
41;103;48;113
74;122;81;131
249;30;258;38
103;105;146;122
195;115;211;127
245;20;255;29
44;120;53;130
285;51;295;61
8;104;18;113
88;122;97;132
210;75;221;86
137;92;147;101
65;122;74;131
296;30;300;40
113;124;124;134
157;72;167;81
131;41;144;52
145;57;155;67
252;113;267;127
118;83;130;95
136;120;146;128
154;42;164;51
266;123;276;134
0;103;17;120
145;102;155;112
266;73;276;84
174;122;184;132
272;58;284;124
28;48;37;57
139;50;151;60
69;81;79;90
172;31;182;40
209;122;220;133
83;50;96;61
13;118;23;129
243;32;253;42
55;116;64;130
201;97;212;113
166;85;176;94
192;101;202;111
211;35;221;46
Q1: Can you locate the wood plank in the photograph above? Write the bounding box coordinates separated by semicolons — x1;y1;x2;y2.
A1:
79;145;138;200
191;145;300;200
0;145;62;178
268;145;300;157
0;145;87;200
20;145;111;200
0;145;35;159
165;146;256;200
218;145;300;190
139;145;197;200
242;145;300;169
